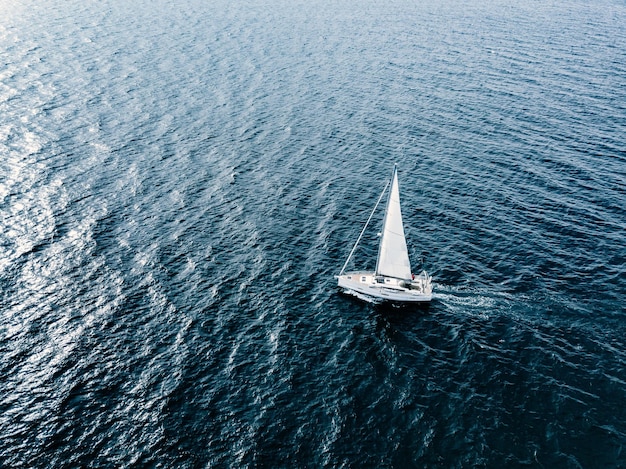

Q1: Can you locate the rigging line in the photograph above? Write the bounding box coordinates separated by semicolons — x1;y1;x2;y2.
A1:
338;177;391;276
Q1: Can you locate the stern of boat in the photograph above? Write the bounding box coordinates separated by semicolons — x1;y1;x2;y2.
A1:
409;270;432;295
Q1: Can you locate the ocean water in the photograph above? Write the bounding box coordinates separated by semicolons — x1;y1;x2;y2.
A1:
1;0;625;467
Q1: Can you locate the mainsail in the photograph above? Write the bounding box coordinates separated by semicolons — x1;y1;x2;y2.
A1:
375;166;412;280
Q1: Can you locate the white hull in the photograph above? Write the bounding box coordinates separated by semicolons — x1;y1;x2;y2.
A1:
337;271;432;304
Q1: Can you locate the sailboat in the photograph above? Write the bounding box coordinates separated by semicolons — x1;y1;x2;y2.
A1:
336;164;432;304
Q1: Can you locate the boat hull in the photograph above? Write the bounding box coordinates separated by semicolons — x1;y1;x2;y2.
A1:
337;271;432;304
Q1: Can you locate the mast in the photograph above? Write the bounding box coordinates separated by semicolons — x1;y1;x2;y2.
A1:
375;164;412;280
374;165;395;275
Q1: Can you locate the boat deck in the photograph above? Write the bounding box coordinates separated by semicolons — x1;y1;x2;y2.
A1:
337;271;432;303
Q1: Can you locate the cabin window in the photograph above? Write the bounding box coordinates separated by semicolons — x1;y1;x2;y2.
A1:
385;278;390;283
347;276;352;280
361;276;366;282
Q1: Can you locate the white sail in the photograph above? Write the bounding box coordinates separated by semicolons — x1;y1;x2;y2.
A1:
375;166;412;280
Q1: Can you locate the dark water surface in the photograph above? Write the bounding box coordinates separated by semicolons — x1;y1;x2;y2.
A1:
1;0;625;467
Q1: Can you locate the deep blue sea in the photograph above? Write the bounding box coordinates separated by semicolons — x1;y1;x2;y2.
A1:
1;0;625;467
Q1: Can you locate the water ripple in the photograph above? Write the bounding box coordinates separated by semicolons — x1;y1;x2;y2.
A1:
1;0;625;467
